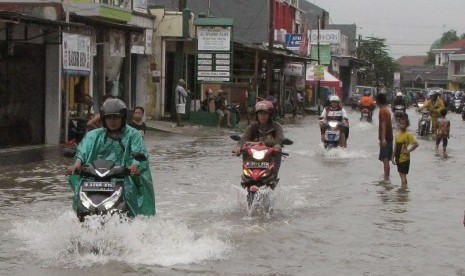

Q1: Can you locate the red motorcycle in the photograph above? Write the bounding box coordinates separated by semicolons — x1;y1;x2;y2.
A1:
230;135;292;208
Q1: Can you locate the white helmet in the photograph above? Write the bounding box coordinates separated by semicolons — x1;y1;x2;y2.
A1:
396;92;403;97
329;95;340;103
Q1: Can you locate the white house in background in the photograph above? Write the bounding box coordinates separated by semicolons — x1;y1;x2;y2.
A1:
447;50;465;90
431;39;465;66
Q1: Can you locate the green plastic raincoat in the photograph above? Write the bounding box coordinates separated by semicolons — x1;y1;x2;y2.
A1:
68;125;155;217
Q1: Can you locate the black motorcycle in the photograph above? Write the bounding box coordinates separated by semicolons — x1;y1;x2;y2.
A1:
74;153;146;222
417;111;431;136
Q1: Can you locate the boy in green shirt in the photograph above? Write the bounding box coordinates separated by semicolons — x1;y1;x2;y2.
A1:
392;115;419;191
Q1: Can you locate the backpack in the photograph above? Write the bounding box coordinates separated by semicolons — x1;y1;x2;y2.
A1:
437;119;449;136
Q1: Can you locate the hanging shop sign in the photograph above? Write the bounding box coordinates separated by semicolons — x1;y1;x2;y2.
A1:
196;52;231;82
313;65;325;80
197;26;231;51
283;62;304;76
62;32;91;74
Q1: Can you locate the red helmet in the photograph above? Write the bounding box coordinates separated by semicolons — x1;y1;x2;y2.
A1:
255;100;274;113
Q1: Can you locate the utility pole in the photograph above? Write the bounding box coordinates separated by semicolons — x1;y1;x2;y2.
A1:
266;0;274;97
317;15;321;114
64;0;70;141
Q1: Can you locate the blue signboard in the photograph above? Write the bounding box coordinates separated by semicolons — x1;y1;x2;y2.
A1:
285;33;302;51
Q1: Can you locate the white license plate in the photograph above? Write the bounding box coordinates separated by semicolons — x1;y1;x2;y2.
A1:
245;161;270;169
82;182;115;192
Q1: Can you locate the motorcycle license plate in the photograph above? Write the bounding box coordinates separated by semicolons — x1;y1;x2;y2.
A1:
245;161;270;169
82;181;116;192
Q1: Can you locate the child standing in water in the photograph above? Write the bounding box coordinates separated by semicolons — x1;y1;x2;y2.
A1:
435;109;450;155
392;115;419;191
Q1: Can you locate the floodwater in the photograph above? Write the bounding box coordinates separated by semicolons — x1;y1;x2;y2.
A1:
1;108;465;276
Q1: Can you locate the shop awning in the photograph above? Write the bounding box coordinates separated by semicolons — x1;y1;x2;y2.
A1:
306;66;342;97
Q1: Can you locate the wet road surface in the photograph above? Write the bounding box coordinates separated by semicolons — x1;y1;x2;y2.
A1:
1;107;465;276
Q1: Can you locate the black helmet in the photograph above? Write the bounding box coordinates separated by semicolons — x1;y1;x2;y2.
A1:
100;98;127;130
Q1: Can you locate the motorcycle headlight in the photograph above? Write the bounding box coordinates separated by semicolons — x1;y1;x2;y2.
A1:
243;169;251;177
328;121;339;128
251;149;268;160
79;191;92;209
102;187;123;210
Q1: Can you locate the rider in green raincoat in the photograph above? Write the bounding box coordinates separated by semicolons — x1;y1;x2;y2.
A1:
67;99;155;217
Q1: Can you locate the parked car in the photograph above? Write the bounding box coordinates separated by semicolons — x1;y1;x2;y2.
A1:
350;86;375;109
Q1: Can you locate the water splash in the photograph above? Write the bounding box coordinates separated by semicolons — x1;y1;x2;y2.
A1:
11;210;231;268
317;145;372;159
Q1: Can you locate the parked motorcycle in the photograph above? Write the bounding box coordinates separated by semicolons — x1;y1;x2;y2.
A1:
73;153;147;222
226;103;241;125
417;111;431;137
230;135;293;208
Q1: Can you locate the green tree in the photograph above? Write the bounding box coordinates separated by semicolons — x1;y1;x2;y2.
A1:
441;29;459;45
356;37;398;90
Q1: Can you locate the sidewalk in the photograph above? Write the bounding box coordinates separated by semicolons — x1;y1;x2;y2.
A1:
145;120;240;137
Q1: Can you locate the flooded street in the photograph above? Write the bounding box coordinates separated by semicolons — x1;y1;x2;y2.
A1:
1;108;465;276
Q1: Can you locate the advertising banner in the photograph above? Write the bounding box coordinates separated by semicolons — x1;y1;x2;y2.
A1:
285;33;302;51
310;45;331;65
310;30;341;44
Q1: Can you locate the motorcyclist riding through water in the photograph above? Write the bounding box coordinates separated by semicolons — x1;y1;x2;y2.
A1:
234;100;284;187
67;98;155;217
358;89;376;119
319;95;349;147
393;91;407;113
417;90;445;134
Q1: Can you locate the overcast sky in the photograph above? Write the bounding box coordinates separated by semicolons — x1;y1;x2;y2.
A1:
311;0;465;59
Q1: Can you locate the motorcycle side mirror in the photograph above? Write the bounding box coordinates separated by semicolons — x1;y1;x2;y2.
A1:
283;138;293;145
229;134;241;141
132;152;147;162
